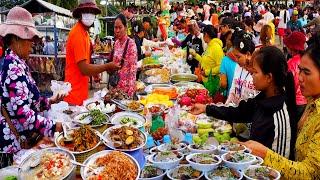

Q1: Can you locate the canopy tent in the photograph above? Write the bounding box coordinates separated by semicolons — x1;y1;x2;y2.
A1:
0;0;72;17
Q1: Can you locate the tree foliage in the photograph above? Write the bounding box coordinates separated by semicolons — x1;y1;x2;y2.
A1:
0;0;28;9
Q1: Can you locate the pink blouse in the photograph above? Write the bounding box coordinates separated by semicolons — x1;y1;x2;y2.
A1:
288;54;307;105
112;36;138;97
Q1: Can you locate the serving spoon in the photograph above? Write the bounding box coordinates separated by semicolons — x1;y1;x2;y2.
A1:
70;160;102;175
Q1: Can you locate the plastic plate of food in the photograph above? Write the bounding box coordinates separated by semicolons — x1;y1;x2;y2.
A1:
81;150;140;180
110;111;146;128
102;125;147;152
186;153;222;172
0;166;19;180
221;152;256;171
85;100;116;114
73;110;110;127
117;100;144;112
144;84;175;94
148;151;183;170
55;126;100;154
205;166;243;180
18;148;76;180
170;73;198;82
167;165;203;180
139;163;167;180
243;165;280;180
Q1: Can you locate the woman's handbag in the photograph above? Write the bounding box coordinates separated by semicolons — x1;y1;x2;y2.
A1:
108;39;129;87
1;106;42;149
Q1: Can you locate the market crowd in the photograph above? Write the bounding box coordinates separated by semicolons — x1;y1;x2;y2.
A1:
0;0;320;179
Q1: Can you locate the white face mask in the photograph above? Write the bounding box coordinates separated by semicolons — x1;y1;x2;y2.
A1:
81;13;95;27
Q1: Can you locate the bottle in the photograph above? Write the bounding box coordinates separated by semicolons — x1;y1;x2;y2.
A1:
163;135;171;144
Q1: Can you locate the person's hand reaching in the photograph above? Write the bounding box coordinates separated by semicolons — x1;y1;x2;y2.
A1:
189;103;207;115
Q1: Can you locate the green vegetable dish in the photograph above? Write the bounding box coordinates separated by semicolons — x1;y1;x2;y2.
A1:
120;117;138;126
80;109;108;125
190;154;219;164
4;176;18;180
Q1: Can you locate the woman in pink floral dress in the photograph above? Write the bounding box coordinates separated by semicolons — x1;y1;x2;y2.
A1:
111;14;138;97
0;7;62;155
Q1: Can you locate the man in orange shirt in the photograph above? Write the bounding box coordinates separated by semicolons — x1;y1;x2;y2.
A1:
64;0;119;105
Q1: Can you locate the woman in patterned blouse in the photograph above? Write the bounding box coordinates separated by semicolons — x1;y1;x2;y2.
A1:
0;7;62;154
241;33;320;179
111;14;138;97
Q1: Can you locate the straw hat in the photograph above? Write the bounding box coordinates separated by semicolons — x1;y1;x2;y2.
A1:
72;0;101;19
0;7;42;39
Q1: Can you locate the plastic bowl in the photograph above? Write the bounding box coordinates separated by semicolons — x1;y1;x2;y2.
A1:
217;143;248;155
167;165;204;180
221;152;256;171
157;143;187;154
187;144;217;154
243;165;281;180
204;166;243;180
148;152;183;170
139;164;167;180
186;153;222;172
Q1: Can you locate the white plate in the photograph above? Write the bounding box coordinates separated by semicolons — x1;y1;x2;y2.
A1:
102;125;147;152
117;100;144;112
110;111;146;128
54;130;100;154
19;148;76;179
73;112;110;127
186;153;222;172
80;150;140;180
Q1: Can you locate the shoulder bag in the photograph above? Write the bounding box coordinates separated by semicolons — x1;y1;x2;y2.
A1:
108;39;130;87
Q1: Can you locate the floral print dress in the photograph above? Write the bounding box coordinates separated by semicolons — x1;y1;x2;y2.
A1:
0;50;56;153
112;36;138;97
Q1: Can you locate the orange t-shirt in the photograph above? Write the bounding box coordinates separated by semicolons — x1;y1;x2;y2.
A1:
211;14;219;27
64;22;91;105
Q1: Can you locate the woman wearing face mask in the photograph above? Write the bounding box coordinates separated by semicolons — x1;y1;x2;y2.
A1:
64;0;120;105
110;14;138;97
0;7;63;157
241;33;320;180
191;46;297;159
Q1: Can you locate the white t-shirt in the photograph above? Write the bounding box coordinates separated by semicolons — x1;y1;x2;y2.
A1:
278;10;290;29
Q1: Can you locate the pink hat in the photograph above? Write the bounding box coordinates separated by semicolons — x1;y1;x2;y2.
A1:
73;0;101;19
284;32;306;51
0;7;42;40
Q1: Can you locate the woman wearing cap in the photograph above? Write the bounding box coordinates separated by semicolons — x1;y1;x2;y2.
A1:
0;7;63;154
287;10;304;34
284;32;307;119
64;0;120;106
241;33;320;180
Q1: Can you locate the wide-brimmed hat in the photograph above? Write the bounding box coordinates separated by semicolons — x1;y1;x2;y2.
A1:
0;7;42;40
253;19;267;33
73;0;101;19
284;32;306;51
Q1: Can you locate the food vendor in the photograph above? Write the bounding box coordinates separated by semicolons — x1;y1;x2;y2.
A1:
0;7;63;162
64;0;120;105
